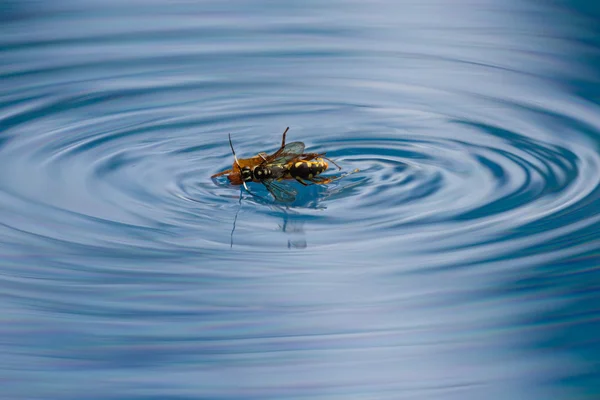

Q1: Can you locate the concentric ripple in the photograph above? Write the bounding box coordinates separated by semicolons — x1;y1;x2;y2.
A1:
1;1;600;399
3;93;598;259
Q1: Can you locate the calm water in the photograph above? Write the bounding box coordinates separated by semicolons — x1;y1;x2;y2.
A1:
1;1;599;399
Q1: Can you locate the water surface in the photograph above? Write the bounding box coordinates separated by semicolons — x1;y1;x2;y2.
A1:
1;1;599;399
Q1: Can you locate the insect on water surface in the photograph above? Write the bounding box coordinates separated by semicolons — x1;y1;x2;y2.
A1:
211;127;358;202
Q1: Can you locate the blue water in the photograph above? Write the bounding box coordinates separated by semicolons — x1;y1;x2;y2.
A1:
2;1;599;399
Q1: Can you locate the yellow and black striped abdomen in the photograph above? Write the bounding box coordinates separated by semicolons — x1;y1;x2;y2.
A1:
288;158;329;179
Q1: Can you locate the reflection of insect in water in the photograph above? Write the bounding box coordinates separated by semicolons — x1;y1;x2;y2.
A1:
212;127;358;202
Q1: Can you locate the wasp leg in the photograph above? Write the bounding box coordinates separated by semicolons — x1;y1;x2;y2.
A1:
280;127;289;148
302;176;338;185
265;127;291;160
306;176;334;185
294;177;309;186
307;168;360;185
322;155;342;170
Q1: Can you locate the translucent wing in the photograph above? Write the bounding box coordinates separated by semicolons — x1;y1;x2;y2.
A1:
262;179;297;203
265;141;305;165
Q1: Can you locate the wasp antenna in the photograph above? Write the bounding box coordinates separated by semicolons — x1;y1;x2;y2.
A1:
281;127;289;148
229;134;252;193
228;133;243;168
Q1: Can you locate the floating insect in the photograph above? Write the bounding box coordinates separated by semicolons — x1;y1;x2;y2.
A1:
213;127;357;202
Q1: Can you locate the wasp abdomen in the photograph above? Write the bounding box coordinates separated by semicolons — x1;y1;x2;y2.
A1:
289;159;328;179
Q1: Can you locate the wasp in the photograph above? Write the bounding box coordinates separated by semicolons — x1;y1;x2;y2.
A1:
212;127;357;202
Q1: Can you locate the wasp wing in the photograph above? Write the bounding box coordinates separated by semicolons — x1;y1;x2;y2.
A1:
265;141;305;164
262;179;297;203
